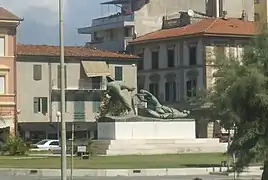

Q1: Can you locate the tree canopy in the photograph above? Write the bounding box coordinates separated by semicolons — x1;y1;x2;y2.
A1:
210;31;268;179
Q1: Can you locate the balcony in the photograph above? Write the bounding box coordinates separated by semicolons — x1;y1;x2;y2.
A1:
52;79;107;91
78;13;134;34
92;13;134;26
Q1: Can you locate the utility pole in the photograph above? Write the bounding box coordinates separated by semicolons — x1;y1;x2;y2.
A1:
71;123;74;180
59;0;67;179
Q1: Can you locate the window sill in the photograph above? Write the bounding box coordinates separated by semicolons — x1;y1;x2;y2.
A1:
0;102;15;105
0;94;15;96
0;56;15;58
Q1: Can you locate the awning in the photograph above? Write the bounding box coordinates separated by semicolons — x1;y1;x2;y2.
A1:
0;120;10;129
0;117;12;129
81;61;110;77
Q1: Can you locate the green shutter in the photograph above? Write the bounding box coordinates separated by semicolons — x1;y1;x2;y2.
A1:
115;66;123;81
42;97;48;113
33;65;42;80
93;101;100;113
57;65;61;88
33;97;39;113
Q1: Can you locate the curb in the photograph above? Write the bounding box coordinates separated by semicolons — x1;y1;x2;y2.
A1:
0;166;262;177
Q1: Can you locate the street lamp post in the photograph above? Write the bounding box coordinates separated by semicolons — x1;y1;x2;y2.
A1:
59;0;67;180
56;111;61;140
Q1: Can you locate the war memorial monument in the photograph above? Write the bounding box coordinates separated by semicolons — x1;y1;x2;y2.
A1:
95;77;227;155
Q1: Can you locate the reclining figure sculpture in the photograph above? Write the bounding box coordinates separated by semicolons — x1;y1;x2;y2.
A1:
136;89;190;119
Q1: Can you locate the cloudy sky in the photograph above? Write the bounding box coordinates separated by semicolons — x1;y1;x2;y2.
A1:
0;0;117;45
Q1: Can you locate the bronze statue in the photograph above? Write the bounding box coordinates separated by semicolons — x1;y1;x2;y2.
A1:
136;89;190;119
99;76;135;117
99;77;190;119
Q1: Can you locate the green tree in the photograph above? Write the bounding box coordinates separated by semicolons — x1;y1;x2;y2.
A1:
210;31;268;179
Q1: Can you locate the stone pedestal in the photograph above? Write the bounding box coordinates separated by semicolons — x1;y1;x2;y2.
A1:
97;116;196;140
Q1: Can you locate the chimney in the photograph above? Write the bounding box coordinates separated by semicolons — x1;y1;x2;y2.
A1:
241;10;248;21
222;10;227;20
215;0;220;17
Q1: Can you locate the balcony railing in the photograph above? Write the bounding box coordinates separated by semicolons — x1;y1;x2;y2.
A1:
92;13;134;26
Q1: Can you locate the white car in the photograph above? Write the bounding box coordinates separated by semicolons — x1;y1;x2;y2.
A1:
33;139;60;151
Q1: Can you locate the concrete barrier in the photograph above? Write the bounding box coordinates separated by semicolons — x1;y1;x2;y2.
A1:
0;166;262;177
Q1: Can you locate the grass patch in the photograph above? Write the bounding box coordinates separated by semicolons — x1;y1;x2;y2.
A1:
0;153;226;169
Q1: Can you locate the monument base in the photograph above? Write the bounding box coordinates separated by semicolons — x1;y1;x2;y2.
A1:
97;116;196;140
94;117;227;155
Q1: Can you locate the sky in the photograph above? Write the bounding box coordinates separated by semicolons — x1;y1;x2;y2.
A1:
0;0;117;45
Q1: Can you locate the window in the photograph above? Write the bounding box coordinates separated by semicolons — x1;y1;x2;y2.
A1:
92;76;101;89
149;83;159;98
0;37;4;56
167;47;175;68
0;76;5;94
33;65;42;81
106;29;114;40
49;141;59;146
214;45;225;59
254;13;260;21
57;65;67;88
151;50;159;69
165;82;176;102
36;140;48;145
33;97;48;113
52;94;68;112
186;79;197;98
74;99;85;121
189;46;197;65
137;52;144;70
115;66;123;81
124;27;133;37
93;101;101;113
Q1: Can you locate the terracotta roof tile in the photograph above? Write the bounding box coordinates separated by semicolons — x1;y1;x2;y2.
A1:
17;44;139;59
0;7;22;21
131;18;258;44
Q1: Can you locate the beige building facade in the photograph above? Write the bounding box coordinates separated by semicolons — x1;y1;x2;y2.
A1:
130;17;256;137
16;45;139;141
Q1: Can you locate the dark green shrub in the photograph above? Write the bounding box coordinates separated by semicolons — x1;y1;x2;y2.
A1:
2;136;28;156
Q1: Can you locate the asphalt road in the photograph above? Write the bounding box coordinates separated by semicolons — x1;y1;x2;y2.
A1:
0;175;261;180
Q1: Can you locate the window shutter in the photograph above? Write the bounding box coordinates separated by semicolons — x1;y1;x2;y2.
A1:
42;97;48;113
115;66;123;81
93;101;101;113
57;65;61;88
33;65;42;80
33;97;39;113
64;65;67;88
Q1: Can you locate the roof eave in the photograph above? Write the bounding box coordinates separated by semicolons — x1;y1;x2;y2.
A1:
0;18;24;22
203;33;256;38
130;33;204;45
16;54;140;61
130;32;256;45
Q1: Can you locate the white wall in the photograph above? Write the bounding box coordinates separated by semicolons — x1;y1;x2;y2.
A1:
98;121;196;140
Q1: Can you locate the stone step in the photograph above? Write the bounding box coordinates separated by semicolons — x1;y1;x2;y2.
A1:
108;145;227;151
108;139;220;145
106;147;227;155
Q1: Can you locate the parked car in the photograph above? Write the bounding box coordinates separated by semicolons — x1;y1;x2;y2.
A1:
31;139;60;151
215;133;233;143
